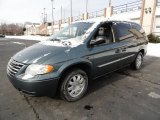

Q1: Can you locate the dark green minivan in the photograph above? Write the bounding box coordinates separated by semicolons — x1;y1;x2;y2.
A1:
7;18;148;101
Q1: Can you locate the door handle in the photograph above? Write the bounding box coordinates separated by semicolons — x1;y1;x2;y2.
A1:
122;48;127;52
115;48;121;53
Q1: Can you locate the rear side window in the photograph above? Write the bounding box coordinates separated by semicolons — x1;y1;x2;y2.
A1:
132;23;142;30
131;23;145;39
129;29;144;39
115;22;133;41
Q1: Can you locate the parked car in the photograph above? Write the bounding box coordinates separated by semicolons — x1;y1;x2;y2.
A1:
7;18;148;102
0;34;5;38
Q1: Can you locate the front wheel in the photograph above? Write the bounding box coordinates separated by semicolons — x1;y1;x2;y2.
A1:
131;52;143;70
60;68;88;102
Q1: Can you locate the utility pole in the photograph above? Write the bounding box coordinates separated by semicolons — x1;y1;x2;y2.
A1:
41;13;43;22
63;8;66;20
70;0;72;18
43;8;47;35
61;6;63;20
109;0;111;7
43;8;46;23
79;11;81;20
45;14;47;22
86;0;88;13
51;0;54;34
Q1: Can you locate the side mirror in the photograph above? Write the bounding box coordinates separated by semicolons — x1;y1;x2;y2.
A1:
90;40;96;46
90;37;105;47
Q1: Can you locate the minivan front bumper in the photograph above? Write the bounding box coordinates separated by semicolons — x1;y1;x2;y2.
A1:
7;74;59;96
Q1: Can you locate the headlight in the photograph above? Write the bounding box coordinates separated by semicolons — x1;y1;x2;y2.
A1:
23;64;54;79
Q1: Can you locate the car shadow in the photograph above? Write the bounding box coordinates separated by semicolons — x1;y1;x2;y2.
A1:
86;55;160;97
142;55;160;68
86;71;126;96
50;55;160;100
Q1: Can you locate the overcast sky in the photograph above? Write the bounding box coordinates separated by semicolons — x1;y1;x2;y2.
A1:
0;0;137;24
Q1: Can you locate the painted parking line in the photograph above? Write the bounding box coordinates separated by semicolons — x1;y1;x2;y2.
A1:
11;42;26;48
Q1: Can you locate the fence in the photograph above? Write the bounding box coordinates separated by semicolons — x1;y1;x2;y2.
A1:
61;18;68;24
88;9;104;19
53;1;143;25
54;21;59;25
45;0;160;27
157;0;160;7
72;15;83;22
113;1;142;14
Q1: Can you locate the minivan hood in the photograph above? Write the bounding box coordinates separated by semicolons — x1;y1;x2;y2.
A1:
12;41;75;64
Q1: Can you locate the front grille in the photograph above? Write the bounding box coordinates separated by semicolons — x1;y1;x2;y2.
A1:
7;59;24;77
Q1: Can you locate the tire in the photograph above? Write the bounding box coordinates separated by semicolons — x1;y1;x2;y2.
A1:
131;52;143;70
60;68;88;102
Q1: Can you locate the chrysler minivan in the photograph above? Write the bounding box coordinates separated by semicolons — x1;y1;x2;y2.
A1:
7;18;148;101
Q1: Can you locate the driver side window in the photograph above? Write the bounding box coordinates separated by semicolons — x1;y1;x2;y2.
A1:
92;23;113;45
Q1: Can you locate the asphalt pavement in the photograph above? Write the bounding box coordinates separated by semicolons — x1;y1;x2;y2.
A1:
0;38;160;120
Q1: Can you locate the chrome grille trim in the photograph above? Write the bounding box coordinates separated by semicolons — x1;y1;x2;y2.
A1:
10;60;24;66
7;59;24;77
8;64;19;71
8;65;17;73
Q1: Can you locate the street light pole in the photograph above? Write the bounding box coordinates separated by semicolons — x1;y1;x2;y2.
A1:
61;6;63;20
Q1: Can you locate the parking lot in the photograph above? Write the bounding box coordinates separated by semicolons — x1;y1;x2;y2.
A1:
0;38;160;120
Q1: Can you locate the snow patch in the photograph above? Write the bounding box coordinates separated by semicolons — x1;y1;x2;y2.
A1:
6;35;49;41
40;37;83;48
12;42;25;45
148;92;160;99
147;43;160;57
40;41;65;47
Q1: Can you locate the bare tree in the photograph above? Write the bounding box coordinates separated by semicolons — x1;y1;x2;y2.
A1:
0;23;24;35
0;23;7;35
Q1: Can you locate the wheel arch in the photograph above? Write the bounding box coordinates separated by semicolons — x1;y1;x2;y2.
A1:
56;61;93;92
139;49;145;56
59;61;93;80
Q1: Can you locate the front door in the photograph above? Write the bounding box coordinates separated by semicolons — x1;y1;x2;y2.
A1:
86;22;124;78
87;42;125;78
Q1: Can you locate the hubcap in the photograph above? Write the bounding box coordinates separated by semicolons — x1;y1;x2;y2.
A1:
67;74;86;98
136;54;142;69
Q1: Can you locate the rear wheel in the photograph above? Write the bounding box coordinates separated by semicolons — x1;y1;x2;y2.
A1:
131;52;143;70
60;68;88;102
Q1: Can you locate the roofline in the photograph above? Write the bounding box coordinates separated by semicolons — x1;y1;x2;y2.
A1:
72;17;133;24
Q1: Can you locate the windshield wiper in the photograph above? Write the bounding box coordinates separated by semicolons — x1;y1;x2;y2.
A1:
51;38;61;41
62;41;72;46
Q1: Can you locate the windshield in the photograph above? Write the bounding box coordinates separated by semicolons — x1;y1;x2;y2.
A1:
50;22;93;41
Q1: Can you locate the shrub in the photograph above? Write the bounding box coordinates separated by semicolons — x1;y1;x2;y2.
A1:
147;34;160;43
